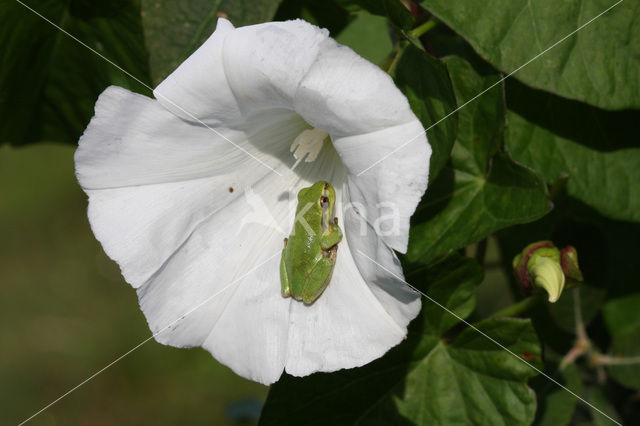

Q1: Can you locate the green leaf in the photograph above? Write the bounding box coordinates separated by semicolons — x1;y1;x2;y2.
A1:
504;79;640;223
407;56;551;262
422;0;640;110
583;386;621;426
336;12;393;64
0;0;151;145
394;45;457;181
603;293;640;338
338;0;413;30
531;363;581;426
141;0;283;85
404;253;480;335
606;327;640;390
274;0;353;36
261;255;541;426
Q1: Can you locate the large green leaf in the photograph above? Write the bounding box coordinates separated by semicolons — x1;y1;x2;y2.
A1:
422;0;640;110
141;0;283;84
584;386;622;426
274;0;353;37
0;0;150;146
336;12;393;64
394;45;457;181
260;255;541;426
504;80;640;223
338;0;413;30
606;327;640;390
603;293;640;391
408;56;551;262
603;293;640;339
531;363;582;426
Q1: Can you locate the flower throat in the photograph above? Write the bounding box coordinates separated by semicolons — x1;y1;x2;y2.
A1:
290;128;329;170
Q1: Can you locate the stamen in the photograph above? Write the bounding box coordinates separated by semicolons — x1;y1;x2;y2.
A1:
290;128;329;170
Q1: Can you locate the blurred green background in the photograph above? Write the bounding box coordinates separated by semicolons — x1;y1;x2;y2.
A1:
0;144;267;425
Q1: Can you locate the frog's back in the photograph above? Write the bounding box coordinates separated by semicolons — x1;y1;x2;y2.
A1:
287;216;323;296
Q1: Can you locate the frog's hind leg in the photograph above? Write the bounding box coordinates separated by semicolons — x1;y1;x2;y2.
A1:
280;238;291;298
301;247;338;305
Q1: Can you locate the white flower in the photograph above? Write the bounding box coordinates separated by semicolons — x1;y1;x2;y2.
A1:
75;18;431;385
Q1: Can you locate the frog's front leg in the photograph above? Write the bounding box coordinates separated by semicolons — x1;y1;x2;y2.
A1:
321;217;342;250
280;238;291;298
301;254;336;304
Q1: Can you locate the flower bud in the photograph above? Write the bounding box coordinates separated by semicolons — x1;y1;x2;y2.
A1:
512;241;555;291
512;241;582;303
561;245;584;283
527;247;565;303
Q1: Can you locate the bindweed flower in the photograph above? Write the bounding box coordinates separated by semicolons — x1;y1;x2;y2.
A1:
513;241;583;303
75;18;431;384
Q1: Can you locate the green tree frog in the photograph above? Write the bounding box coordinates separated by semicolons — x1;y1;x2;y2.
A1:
280;181;343;304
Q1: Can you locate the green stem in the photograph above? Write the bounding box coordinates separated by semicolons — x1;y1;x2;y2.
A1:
409;19;438;38
593;354;640;366
385;43;407;75
491;296;541;318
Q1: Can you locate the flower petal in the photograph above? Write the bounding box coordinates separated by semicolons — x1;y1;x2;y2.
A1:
293;39;415;138
336;120;430;252
138;189;291;384
285;186;420;377
221;20;328;116
76;85;260;189
133;143;349;385
285;232;404;376
341;187;422;329
76;86;307;286
201;254;289;384
153;18;244;127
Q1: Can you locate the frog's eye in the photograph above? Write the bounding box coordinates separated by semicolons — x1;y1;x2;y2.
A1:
320;196;329;207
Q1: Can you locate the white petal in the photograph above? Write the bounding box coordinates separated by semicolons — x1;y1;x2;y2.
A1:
153;18;244;127
294;39;415;138
76;86;307;286
284;226;403;376
335;120;430;252
135;144;349;385
85;179;239;287
202;253;290;384
76;85;262;189
222;20;328;115
341;184;422;329
138;185;291;384
285;186;420;377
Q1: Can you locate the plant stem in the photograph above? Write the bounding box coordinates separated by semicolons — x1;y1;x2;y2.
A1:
386;46;405;75
409;19;438;38
559;289;591;370
491;295;541;318
592;354;640;366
